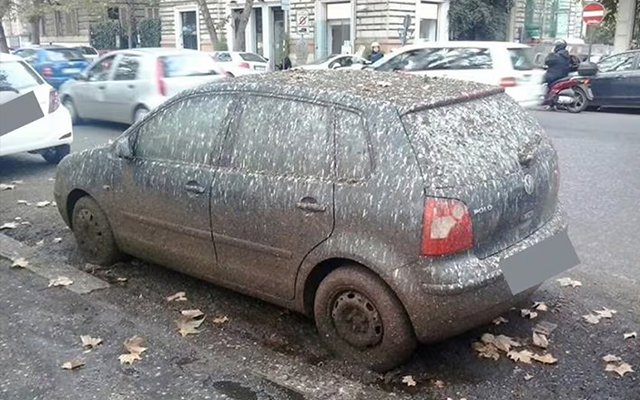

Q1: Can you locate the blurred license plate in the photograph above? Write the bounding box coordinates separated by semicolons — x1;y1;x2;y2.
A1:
63;68;81;74
254;66;266;71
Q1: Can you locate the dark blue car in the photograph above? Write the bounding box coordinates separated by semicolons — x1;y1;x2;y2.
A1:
12;46;90;89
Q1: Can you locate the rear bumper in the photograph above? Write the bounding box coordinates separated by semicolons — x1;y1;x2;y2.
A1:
0;106;73;157
389;205;567;343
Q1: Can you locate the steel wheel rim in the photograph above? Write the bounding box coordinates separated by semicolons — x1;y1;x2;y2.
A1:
330;290;383;349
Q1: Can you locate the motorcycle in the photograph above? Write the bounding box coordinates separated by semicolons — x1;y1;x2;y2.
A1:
541;76;593;113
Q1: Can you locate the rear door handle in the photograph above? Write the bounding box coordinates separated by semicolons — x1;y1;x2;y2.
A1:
296;197;327;213
185;181;205;194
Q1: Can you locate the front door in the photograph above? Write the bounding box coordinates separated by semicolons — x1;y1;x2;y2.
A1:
73;54;117;120
103;54;142;124
592;52;638;106
180;11;198;49
210;95;335;300
112;94;237;278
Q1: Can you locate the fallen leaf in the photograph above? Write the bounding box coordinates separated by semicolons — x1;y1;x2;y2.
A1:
507;349;533;364
36;201;52;208
11;258;28;268
493;335;521;352
594;308;617;319
61;359;85;370
0;183;15;190
123;336;147;355
603;354;622;363
166;291;187;302
582;314;601;324
20;221;31;226
521;309;538;320
605;362;634;377
533;332;549;349
524;373;534;381
493;316;509;325
557;277;582;287
401;375;416;387
176;312;206;336
433;379;445;388
533;302;548;312
52;237;63;244
116;277;128;283
48;276;73;287
0;222;18;230
14;217;21;221
118;353;141;364
180;309;204;318
80;335;103;348
533;321;558;336
17;200;30;205
531;353;558;364
36;239;44;246
472;341;500;360
623;332;637;339
12;180;24;185
212;315;229;325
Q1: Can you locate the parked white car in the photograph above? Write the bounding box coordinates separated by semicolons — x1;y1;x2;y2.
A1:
367;41;546;108
0;53;73;163
296;54;371;70
59;48;228;125
211;51;270;76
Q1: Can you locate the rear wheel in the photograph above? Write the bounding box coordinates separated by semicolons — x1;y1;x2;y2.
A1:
314;265;417;372
566;87;588;113
72;196;121;266
41;144;70;164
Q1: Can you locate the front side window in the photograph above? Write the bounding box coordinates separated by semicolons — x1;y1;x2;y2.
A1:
508;48;535;71
214;52;233;62
113;56;140;81
135;95;235;165
598;53;637;72
229;96;331;178
335;109;371;182
87;55;116;81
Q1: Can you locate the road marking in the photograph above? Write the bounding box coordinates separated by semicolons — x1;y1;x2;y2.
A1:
0;233;110;294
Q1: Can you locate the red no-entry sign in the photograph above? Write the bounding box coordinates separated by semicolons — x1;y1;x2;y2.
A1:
582;2;606;25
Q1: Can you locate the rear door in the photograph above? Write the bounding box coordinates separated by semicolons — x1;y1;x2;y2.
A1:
159;52;225;98
503;46;546;102
210;94;335;300
591;52;638;106
103;54;143;123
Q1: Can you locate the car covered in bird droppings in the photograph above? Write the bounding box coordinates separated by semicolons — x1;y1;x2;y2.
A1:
53;70;567;372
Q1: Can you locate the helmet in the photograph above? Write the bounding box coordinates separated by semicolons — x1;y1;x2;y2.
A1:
371;42;380;48
553;39;567;52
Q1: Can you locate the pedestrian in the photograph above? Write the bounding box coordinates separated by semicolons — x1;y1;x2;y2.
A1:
543;39;571;92
368;42;384;63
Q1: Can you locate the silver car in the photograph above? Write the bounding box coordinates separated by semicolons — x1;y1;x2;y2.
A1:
59;48;227;125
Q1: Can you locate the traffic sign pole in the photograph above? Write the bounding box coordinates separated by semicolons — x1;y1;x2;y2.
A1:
582;3;605;61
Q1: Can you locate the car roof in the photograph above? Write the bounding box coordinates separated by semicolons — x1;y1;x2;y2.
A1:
195;70;503;115
109;47;203;57
398;41;531;51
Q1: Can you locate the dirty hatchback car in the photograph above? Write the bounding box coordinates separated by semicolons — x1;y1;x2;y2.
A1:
54;70;567;371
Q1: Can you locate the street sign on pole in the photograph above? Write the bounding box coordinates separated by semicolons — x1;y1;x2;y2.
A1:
582;2;605;25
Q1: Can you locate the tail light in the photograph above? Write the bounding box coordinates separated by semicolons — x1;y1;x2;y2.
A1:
155;58;166;96
421;198;473;256
48;89;60;113
41;66;53;78
238;62;250;69
500;77;517;88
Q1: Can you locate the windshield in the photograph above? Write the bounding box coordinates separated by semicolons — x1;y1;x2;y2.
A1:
508;48;535;71
240;53;267;63
308;54;337;66
46;48;86;61
160;53;222;77
0;60;44;91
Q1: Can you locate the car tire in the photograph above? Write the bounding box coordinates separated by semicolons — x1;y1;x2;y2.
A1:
133;106;149;124
314;264;417;372
72;196;122;266
41;144;70;164
567;87;588;113
63;97;82;125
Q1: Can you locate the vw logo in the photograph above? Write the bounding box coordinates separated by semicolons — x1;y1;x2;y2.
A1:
523;174;535;195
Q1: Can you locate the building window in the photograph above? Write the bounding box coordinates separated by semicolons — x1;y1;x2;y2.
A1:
107;7;120;20
145;7;160;19
54;10;79;36
417;2;439;41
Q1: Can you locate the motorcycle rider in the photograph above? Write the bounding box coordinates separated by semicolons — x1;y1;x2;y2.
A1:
544;39;571;95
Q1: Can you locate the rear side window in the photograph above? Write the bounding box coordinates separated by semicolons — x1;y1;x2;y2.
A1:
80;47;98;55
597;53;637;72
113;56;140;80
229;96;331;178
508;48;535;71
214;53;233;62
160;54;220;77
376;47;492;72
135;95;235;165
335;109;371;181
46;48;85;61
0;60;43;90
401;93;542;188
240;53;266;63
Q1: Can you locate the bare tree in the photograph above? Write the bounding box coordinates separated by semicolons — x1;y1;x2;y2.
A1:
0;0;13;52
231;0;254;51
196;0;219;50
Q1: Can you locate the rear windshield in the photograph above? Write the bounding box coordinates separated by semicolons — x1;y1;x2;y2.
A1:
509;48;535;71
46;48;86;61
79;46;98;55
240;52;267;63
160;54;221;77
375;47;493;72
0;60;44;91
401;93;542;188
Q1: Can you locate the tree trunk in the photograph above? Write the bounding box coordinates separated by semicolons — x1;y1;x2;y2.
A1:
197;0;219;50
29;17;41;44
232;0;254;51
0;21;9;53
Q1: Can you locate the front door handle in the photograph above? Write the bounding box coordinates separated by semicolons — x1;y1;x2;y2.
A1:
185;181;205;194
296;197;327;213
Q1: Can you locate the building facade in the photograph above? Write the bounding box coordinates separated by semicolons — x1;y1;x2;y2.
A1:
511;0;583;42
159;0;451;66
1;0;31;48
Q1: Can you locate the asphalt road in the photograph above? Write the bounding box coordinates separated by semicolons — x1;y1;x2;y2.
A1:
0;109;638;400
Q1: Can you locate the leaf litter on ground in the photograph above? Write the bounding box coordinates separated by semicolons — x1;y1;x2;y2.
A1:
557;277;582;288
119;335;146;365
212;316;229;325
532;302;548;312
401;375;416;387
532;332;549;349
583;307;617;325
61;359;85;370
48;276;73;287
17;200;30;205
603;354;622;363
166;291;187;302
0;183;15;191
533;321;558;336
80;335;102;349
521;309;539;320
623;332;637;339
176;309;206;336
493;316;508;325
605;362;634;377
36;201;52;208
11;258;28;268
0;222;18;230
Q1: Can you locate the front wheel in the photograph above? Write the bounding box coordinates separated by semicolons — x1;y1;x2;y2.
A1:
72;196;122;266
314;265;417;372
62;97;82;125
41;144;70;164
566;87;588;113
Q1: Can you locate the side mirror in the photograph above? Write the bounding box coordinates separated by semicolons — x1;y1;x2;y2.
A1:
113;137;133;160
74;72;88;81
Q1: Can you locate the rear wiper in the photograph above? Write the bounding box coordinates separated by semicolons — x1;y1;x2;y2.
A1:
0;86;19;93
